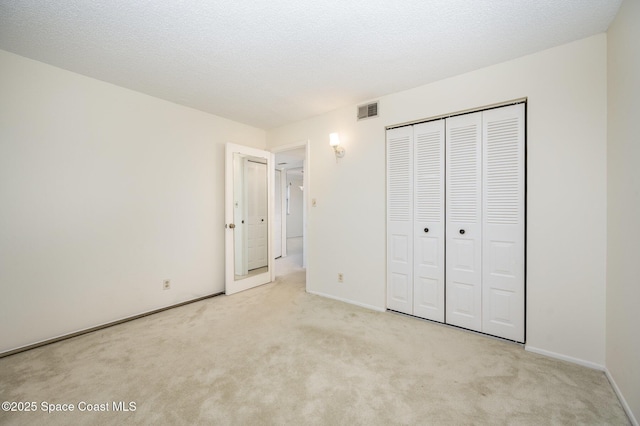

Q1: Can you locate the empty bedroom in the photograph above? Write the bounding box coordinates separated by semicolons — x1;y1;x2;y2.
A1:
1;1;638;424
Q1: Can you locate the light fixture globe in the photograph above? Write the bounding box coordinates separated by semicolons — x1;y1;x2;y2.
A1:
329;132;345;159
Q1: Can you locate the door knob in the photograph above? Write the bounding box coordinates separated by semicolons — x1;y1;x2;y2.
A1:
459;229;465;235
229;223;236;229
424;228;429;233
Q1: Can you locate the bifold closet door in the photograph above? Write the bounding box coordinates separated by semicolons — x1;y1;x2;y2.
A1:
445;112;483;332
482;104;525;342
387;103;524;342
413;121;445;322
386;122;445;321
387;126;413;315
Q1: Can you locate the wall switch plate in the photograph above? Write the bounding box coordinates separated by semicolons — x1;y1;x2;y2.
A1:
312;198;317;207
163;279;171;290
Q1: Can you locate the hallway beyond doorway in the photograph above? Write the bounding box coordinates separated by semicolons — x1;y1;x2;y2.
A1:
276;236;303;277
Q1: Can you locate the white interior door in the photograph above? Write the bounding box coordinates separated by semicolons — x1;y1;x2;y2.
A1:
481;104;525;342
225;143;274;295
413;120;445;322
386;126;413;315
446;112;483;332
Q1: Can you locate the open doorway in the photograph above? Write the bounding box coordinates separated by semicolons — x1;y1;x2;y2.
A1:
273;144;308;278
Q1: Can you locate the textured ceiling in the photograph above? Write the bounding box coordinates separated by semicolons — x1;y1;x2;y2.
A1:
0;1;622;129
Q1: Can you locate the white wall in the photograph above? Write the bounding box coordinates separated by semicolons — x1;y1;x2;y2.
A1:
607;0;640;422
267;35;608;366
0;50;266;353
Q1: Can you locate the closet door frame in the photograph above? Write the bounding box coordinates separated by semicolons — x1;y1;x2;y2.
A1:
386;99;527;343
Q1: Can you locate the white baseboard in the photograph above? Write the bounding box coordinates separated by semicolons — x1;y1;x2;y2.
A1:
1;293;221;357
306;290;386;313
525;346;637;425
605;368;639;426
524;345;605;371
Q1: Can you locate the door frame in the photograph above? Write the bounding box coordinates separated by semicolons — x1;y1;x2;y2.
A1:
271;141;310;284
274;169;283;259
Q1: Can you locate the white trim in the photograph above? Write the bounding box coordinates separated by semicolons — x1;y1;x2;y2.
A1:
271;140;310;289
386;97;527;130
270;141;308;154
524;345;605;371
1;292;221;357
281;169;287;257
605;368;639;426
523;347;637;424
307;290;385;313
273;168;284;259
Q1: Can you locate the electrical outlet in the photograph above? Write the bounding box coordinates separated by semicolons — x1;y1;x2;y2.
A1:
163;279;171;290
337;273;344;283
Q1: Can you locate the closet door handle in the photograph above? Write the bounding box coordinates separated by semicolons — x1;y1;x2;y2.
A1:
424;228;429;233
229;223;236;229
459;229;465;235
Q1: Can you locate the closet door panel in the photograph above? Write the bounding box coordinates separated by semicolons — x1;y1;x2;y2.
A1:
482;104;525;342
446;112;483;332
387;126;414;314
413;120;445;321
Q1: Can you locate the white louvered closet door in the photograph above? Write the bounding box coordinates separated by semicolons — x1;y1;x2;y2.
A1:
445;112;483;332
482;104;525;342
413;120;445;322
386;126;414;315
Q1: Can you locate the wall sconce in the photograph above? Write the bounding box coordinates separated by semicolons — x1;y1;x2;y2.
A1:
329;132;345;160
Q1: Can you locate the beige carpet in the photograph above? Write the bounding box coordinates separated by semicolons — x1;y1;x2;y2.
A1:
0;270;629;425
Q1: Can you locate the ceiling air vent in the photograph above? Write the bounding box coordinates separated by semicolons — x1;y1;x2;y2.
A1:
357;101;379;121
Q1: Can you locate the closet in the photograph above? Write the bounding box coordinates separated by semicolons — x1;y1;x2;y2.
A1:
386;103;525;342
